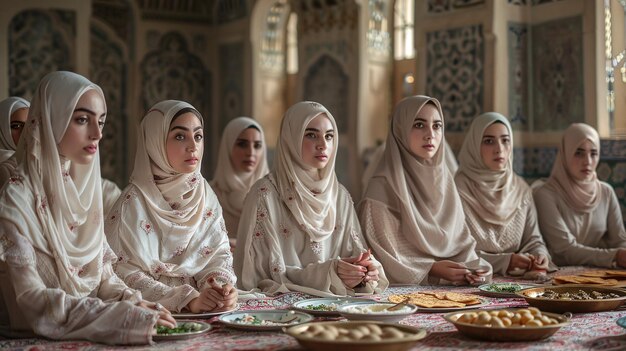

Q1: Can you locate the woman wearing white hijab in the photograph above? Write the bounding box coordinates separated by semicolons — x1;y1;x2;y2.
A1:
534;123;626;267
455;113;553;276
105;100;237;314
211;117;268;244
0;97;29;186
0;71;175;344
359;95;492;285
234;101;388;297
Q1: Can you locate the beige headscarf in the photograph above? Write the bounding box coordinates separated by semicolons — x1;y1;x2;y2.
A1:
0;71;106;296
455;113;526;225
0;97;30;162
545;123;601;213
366;95;474;257
211;117;268;218
107;100;233;281
274;101;339;242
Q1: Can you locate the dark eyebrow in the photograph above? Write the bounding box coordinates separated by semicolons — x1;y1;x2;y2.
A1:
74;107;106;118
170;125;203;132
415;118;442;123
482;134;509;138
305;128;334;133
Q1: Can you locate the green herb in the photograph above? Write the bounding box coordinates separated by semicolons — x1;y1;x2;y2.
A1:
485;283;523;293
303;304;336;311
156;322;203;335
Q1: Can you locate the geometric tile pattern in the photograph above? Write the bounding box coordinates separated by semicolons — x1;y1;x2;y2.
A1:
427;0;485;13
531;16;584;131
426;24;484;132
219;42;244;133
508;22;529;130
8;9;76;100
303;55;349;133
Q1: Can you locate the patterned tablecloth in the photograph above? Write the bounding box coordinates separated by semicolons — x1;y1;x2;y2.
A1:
3;267;626;351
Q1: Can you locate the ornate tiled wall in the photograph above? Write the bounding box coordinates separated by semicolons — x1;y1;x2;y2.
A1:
219;42;244;133
426;24;484;132
427;0;485;13
90;24;128;186
508;23;529;130
8;9;76;99
303;55;349;133
531;16;584;131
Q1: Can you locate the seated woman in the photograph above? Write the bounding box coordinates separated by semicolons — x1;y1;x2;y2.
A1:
359;95;492;285
211;117;268;245
0;71;174;344
105;100;237;314
0;97;29;185
455;112;553;278
534;123;626;267
234;101;388;297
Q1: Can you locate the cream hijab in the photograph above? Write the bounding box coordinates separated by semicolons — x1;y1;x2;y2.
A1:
211;117;268;217
113;100;221;278
456;113;526;225
0;97;30;162
366;95;472;257
274;101;339;242
545;123;601;213
0;71;105;296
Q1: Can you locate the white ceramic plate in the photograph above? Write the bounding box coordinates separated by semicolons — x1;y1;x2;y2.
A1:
219;309;314;331
153;320;211;341
337;302;418;323
478;283;539;298
291;297;370;316
172;304;239;319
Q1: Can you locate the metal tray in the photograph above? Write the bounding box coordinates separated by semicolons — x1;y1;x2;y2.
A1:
443;308;570;342
517;284;626;313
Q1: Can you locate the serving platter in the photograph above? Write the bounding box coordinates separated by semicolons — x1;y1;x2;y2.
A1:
219;309;314;331
291;297;370;316
337;302;418;323
172;304;239;319
478;283;538;298
517;284;626;313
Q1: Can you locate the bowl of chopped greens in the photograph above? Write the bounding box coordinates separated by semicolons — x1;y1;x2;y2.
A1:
478;283;537;298
291;297;371;316
153;320;211;341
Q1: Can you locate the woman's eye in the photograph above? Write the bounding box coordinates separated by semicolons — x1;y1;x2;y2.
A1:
254;142;262;149
502;138;511;144
195;134;203;141
325;134;334;141
591;152;599;157
98;121;106;128
175;134;184;141
413;122;423;128
10;122;24;130
75;116;88;124
483;139;493;145
236;141;247;148
433;123;442;130
305;132;316;139
574;151;582;157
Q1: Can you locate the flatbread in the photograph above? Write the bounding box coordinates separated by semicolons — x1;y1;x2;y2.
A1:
388;291;481;308
553;275;618;286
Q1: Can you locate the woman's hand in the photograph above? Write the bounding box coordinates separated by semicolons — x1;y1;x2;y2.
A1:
429;260;471;284
532;254;549;270
507;253;533;272
465;269;489;285
337;259;366;288
137;300;176;331
207;279;238;312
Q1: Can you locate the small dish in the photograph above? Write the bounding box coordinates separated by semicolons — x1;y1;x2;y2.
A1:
153;320;211;341
478;283;538;298
616;315;626;329
172;304;239;319
284;321;427;351
291;297;370;316
219;309;314;331
337;302;418;323
444;308;570;342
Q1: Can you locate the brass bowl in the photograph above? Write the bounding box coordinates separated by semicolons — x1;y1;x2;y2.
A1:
284;321;427;351
517;284;626;313
444;308;570;342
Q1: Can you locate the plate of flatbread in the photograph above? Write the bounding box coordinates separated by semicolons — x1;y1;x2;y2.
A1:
387;291;488;312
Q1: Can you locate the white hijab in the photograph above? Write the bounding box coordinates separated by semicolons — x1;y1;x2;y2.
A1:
0;97;30;162
365;95;473;257
109;100;227;279
455;113;526;225
274;101;339;242
545;123;601;213
211;117;268;217
0;71;105;296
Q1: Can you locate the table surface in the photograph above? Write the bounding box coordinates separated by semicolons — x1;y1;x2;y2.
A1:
3;267;626;351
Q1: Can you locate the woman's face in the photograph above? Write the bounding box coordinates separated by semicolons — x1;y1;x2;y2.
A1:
408;103;443;160
166;112;204;174
301;113;335;170
231;127;263;173
480;122;512;171
10;108;28;145
57;90;106;165
568;139;599;181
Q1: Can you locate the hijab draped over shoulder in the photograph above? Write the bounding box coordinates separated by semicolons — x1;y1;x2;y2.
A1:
366;95;474;258
0;71;106;296
105;100;235;293
0;97;29;162
211;117;268;236
544;123;601;213
275;101;339;242
455;113;526;225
